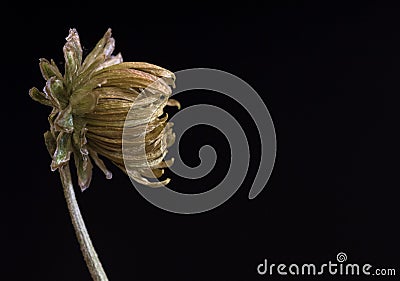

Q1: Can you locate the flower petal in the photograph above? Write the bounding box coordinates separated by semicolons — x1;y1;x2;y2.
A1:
98;61;176;87
153;158;174;169
87;147;112;179
128;170;170;188
94;68;172;95
138;168;164;178
96;53;123;71
167;99;181;109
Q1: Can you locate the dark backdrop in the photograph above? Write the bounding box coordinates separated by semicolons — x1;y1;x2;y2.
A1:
3;2;399;281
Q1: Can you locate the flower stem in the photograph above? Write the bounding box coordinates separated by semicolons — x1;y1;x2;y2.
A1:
59;164;109;281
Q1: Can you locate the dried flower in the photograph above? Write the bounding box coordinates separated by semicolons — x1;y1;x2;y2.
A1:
29;28;179;191
29;28;180;281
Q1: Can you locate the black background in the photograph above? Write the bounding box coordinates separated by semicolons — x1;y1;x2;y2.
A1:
3;2;399;281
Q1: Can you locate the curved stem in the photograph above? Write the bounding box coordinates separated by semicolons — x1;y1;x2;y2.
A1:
59;164;109;281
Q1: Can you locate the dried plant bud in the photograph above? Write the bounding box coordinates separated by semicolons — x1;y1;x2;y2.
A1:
30;28;179;191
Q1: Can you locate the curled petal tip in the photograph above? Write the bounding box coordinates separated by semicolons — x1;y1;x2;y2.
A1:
167;99;181;110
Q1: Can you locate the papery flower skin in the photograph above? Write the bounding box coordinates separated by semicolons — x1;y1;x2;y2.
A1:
29;28;179;190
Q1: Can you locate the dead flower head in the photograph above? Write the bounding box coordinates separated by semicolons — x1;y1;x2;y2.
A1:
29;28;179;190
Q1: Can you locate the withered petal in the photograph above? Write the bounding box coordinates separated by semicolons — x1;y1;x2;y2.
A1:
153;158;175;169
167;99;181;109
96;53;123;71
97;61;176;87
138;168;164;179
128;170;170;188
94;68;172;95
87;147;112;179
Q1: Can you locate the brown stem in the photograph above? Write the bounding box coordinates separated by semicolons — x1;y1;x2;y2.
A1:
59;164;109;281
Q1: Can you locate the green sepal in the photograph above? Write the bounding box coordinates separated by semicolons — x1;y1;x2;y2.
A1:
48;78;68;108
43;130;57;156
39;58;63;80
55;105;74;133
80;28;113;74
72;127;89;155
44;77;61;110
29;87;53;107
74;150;93;191
70;91;98;115
63;29;83;87
50;132;72;171
48;108;58;132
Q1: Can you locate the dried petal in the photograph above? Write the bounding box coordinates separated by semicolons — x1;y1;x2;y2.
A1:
87;147;112;179
98;61;176;87
94;68;172;95
167;99;181;109
128;170;170;188
153;158;174;169
96;53;123;71
138;168;164;178
165;131;176;148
